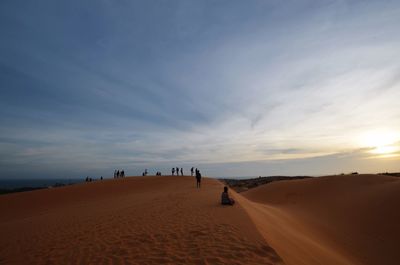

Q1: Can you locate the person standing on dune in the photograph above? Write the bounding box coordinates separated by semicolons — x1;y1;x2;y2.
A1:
172;168;175;176
180;168;183;176
196;169;201;188
191;167;194;176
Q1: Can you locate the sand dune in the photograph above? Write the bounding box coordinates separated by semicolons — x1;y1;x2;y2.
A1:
238;174;400;265
2;174;398;264
0;176;283;265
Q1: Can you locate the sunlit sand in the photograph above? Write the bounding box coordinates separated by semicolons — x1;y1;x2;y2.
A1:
1;174;399;264
0;176;282;264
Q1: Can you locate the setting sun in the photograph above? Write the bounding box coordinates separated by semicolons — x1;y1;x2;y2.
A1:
360;130;400;156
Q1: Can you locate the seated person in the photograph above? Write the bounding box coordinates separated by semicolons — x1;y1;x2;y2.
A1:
221;186;235;205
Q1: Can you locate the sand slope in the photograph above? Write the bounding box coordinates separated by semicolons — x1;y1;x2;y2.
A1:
239;174;400;265
0;176;283;265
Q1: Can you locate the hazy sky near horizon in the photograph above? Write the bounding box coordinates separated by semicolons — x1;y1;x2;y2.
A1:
1;0;400;178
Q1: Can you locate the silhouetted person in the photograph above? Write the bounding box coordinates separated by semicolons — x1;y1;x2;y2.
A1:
172;168;175;176
221;186;235;205
100;176;103;180
191;167;194;176
196;169;201;188
180;168;183;176
117;170;120;178
176;167;179;176
86;176;89;182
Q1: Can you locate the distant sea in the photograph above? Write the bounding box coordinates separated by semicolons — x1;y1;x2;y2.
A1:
0;179;85;189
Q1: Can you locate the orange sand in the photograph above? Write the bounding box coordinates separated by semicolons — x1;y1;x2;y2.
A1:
2;174;398;265
238;174;400;265
0;176;283;264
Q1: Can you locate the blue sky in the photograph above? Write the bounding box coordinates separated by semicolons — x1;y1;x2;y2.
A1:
1;0;400;178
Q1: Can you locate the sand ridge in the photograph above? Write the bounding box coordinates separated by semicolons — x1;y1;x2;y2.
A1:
0;176;283;265
239;174;400;265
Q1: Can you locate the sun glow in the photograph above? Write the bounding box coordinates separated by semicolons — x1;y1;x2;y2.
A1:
360;130;400;156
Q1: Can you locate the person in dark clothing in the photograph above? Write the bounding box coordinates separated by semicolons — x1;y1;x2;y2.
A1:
191;167;194;176
221;186;235;205
196;169;201;188
172;168;175;176
180;168;183;176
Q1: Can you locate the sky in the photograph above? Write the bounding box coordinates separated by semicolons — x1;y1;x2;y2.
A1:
1;0;400;179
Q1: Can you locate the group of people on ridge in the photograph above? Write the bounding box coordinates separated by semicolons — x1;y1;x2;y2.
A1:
171;167;183;176
114;170;125;178
169;166;203;190
111;166;234;206
85;176;103;182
